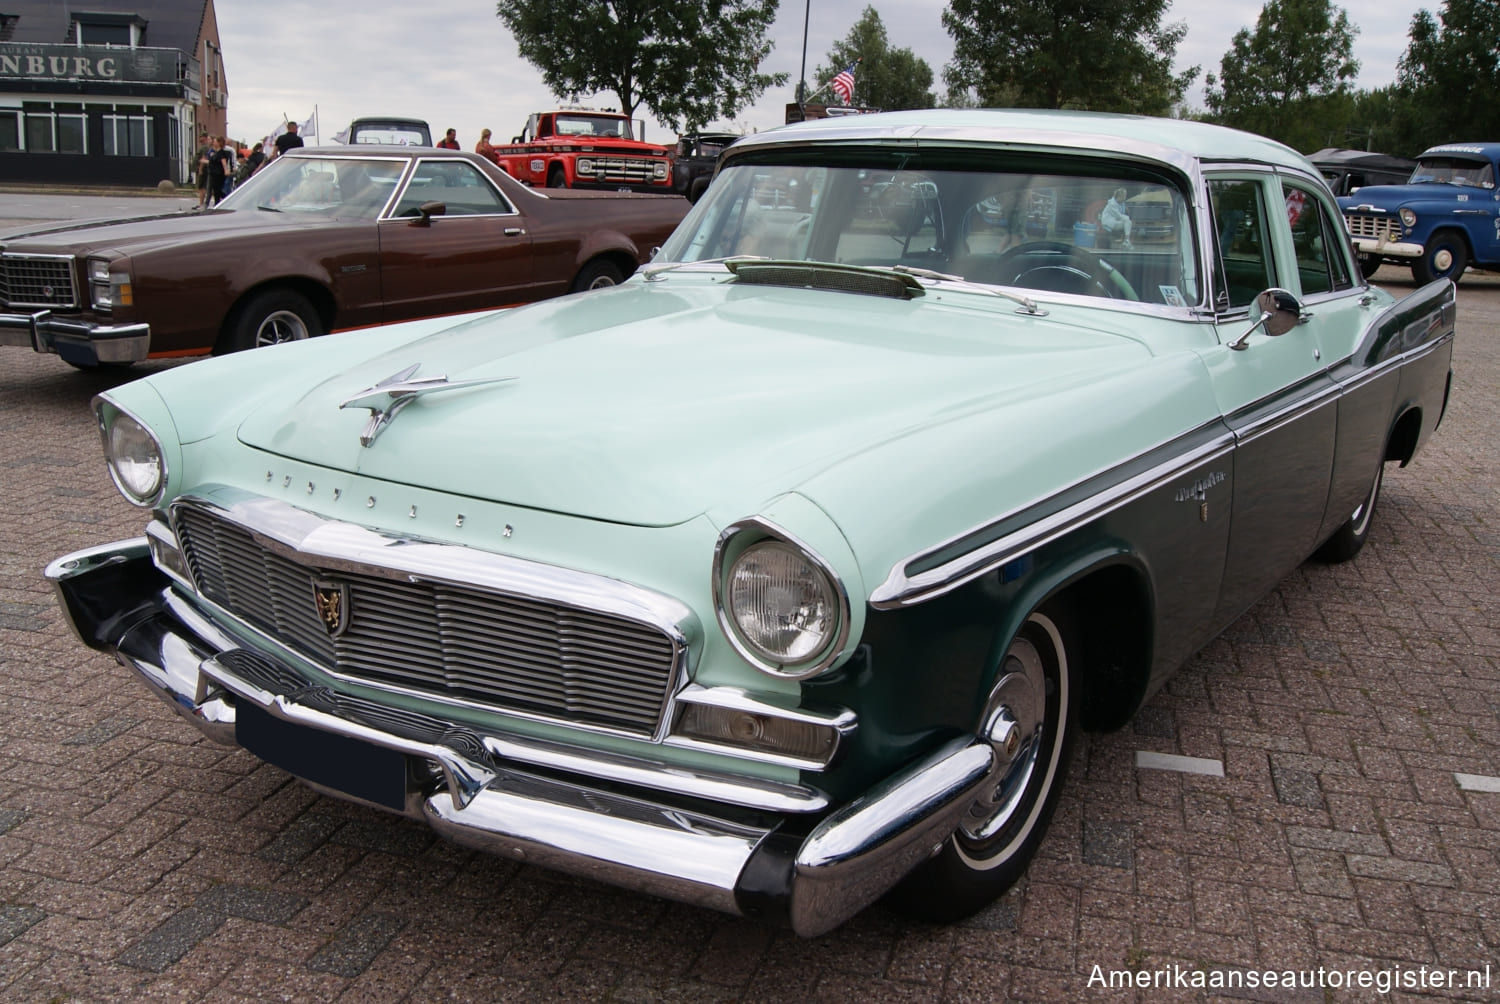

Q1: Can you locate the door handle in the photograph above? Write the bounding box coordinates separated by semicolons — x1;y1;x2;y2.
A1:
504;227;525;236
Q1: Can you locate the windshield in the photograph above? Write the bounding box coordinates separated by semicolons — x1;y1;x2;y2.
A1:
219;156;406;218
555;114;634;138
659;155;1200;307
1409;157;1495;188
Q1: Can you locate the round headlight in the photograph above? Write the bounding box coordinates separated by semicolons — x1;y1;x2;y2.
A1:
1399;207;1417;228
104;411;164;505
577;158;594;174
725;540;837;670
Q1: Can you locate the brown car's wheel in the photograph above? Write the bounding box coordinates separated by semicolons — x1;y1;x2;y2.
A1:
218;289;323;354
1314;460;1384;563
886;604;1077;922
570;259;625;292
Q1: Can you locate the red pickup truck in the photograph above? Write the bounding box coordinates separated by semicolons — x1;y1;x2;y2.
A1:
492;109;674;193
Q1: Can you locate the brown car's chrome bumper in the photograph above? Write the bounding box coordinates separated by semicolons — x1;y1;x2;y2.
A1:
45;538;996;937
0;309;149;364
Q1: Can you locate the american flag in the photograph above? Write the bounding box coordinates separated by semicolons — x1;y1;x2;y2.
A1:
832;63;856;104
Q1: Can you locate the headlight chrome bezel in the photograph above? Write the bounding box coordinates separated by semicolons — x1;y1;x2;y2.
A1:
97;400;166;507
713;517;851;680
1399;207;1418;228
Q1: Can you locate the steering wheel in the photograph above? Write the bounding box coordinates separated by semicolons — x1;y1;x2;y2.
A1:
996;241;1138;301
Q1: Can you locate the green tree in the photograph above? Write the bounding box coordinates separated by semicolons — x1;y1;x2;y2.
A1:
494;0;788;131
941;0;1197;114
1394;0;1500;149
1203;0;1359;149
812;6;936;111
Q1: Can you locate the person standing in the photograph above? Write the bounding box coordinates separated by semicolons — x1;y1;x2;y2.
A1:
194;129;213;209
437;128;460;150
474;128;498;163
206;136;232;206
273;120;304;160
242;142;266;178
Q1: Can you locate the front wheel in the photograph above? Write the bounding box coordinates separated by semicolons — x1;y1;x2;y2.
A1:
1413;233;1467;285
546;165;567;189
217;288;323;354
886;605;1077;922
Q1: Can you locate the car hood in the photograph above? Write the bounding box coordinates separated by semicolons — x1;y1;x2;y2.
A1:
1339;182;1479;208
0;207;327;255
235;282;1155;526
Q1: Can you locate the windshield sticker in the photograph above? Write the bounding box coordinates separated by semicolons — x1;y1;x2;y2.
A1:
1159;285;1186;307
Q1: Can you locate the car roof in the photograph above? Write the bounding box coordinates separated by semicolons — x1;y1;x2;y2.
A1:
730;108;1316;177
287;146;477;162
1308;148;1417;171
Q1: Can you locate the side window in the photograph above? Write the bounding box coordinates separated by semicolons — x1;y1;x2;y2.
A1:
392;161;513;217
1207;178;1275;310
1283;181;1352;296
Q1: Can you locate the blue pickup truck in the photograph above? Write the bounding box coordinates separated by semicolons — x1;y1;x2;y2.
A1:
1338;142;1500;284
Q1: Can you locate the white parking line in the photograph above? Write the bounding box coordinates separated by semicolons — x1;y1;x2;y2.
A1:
1135;751;1225;777
1455;773;1500;793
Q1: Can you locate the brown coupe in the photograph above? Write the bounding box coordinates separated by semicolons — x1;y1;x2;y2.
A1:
0;148;688;368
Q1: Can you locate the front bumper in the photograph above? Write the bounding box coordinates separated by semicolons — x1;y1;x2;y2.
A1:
46;538;995;937
0;309;149;365
1350;236;1424;261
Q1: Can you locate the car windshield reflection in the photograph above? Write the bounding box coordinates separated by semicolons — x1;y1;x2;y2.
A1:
660;160;1200;306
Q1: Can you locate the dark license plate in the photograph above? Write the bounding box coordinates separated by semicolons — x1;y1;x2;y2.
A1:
237;703;408;811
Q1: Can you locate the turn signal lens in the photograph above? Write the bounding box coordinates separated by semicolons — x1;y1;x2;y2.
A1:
675;703;838;764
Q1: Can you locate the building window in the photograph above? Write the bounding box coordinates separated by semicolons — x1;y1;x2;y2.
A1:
24;112;84;154
0;110;20;152
104;111;153;157
20;108;87;154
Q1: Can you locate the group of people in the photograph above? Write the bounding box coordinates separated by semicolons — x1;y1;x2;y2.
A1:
434;127;505;166
194;120;306;210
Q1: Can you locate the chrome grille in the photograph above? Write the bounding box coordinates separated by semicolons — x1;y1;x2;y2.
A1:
173;505;680;736
0;253;78;309
1343;213;1402;243
584;157;664;184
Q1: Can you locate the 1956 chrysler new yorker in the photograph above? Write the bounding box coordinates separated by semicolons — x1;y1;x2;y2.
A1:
48;110;1455;936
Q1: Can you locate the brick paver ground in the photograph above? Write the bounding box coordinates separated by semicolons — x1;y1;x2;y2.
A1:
1;267;1496;1002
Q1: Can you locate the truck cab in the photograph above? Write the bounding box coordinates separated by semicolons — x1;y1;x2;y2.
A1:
492;109;674;193
1338;142;1500;283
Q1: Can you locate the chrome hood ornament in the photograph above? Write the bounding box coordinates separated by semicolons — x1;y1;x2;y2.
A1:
339;363;516;447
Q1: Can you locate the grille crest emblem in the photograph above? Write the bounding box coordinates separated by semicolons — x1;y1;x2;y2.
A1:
312;580;350;637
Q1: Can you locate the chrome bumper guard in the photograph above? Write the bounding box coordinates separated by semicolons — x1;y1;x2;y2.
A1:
46;540;996;937
1350;237;1423;260
0;309;150;363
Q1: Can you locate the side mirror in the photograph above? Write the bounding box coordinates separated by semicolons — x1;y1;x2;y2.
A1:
1228;287;1302;350
410;201;447;226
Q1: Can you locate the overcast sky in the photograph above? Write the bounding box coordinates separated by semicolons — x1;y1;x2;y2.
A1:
217;1;1432;148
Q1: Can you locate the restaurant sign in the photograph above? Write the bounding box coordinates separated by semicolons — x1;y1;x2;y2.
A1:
0;44;181;84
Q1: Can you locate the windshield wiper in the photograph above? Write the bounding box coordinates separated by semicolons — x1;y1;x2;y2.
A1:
640;255;769;281
256;204;282;213
890;265;1044;315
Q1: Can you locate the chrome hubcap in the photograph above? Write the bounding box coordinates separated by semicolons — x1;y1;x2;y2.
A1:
255;309;309;347
1433;248;1453;272
960;639;1046;844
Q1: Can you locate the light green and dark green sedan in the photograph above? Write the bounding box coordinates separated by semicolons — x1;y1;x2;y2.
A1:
48;109;1456;936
